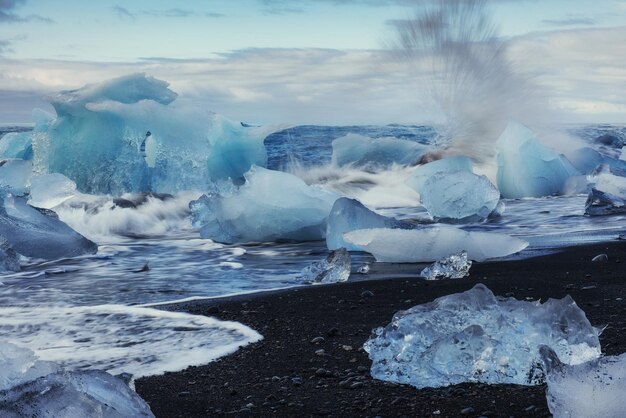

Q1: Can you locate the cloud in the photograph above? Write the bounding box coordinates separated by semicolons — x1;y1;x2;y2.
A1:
0;0;52;23
112;5;224;20
542;17;597;27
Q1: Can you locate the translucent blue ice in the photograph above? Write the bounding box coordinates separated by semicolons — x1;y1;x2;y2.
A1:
364;284;601;389
32;74;277;195
191;166;338;244
325;197;413;250
496;121;579;198
405;156;473;194
0;133;32;160
421;171;501;222
0;159;31;196
331;133;428;167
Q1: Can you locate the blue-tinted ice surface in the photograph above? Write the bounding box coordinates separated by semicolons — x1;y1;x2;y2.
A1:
497;121;579;198
331;133;428;167
364;284;601;388
405;156;473;194
29;74;277;195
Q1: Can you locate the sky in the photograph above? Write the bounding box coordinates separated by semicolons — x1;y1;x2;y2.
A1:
0;0;625;125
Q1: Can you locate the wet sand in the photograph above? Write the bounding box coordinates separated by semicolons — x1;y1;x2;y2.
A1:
136;240;626;417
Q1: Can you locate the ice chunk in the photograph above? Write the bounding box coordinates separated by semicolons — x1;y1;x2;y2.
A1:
331;133;428;167
592;170;626;196
565;147;604;175
325;197;413;250
0;195;97;259
364;284;601;389
584;188;626;216
541;347;626;418
0;370;155;418
299;248;351;284
0;132;33;160
496;121;579;198
0;238;20;272
621;146;626;161
33;74;278;195
420;251;471;280
344;227;528;262
405;156;473;194
0;342;60;391
28;173;77;209
191;166;338;244
0;159;32;196
420;171;501;222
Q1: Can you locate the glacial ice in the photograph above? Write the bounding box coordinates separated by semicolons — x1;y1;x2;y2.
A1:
420;171;501;222
565;147;605;175
404;156;473;194
420;251;472;280
584;188;626;216
0;342;154;418
541;347;626;418
0;159;32;196
191;166;338;244
344;227;528;262
0;238;20;272
592;170;626;196
364;284;601;389
0;132;33;160
496;121;579;198
331;133;428;168
31;74;277;195
28;173;77;209
299;248;351;284
0;195;97;259
325;197;413;251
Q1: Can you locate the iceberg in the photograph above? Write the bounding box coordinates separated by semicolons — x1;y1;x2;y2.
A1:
31;74;278;195
420;171;501;222
0;195;97;259
584;188;626;216
405;156;473;194
0;342;154;417
28;173;77;209
496;121;579;198
420;251;471;280
331;133;428;168
541;347;626;418
344;227;528;262
0;159;32;196
299;248;351;284
0;132;33;160
325;197;414;250
191;166;338;244
364;284;601;389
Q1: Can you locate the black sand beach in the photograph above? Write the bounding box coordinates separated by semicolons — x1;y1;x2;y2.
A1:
136;241;626;417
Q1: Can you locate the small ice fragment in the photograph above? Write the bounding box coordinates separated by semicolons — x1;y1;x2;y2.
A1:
405;156;473;194
541;346;626;418
584;188;626;216
420;251;472;280
299;248;351;284
0;159;32;196
357;263;370;274
0;132;33;160
28;173;77;209
344;227;528;263
420;171;501;222
364;284;601;389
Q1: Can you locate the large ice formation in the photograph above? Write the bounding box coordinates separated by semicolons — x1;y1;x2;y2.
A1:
541;346;626;418
405;156;473;194
364;284;601;389
325;197;413;250
420;251;472;280
0;342;154;417
30;74;278;195
0;195;97;259
331;134;428;167
0;159;32;196
344;227;528;262
496;121;579;198
299;248;351;284
420;171;501;222
191;166;338;244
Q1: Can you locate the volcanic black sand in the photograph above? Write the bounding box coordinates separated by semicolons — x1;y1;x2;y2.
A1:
136;241;626;417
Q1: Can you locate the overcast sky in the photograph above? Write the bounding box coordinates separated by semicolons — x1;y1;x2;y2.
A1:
0;0;625;125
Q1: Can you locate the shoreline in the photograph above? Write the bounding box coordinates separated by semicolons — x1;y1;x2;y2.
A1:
136;240;626;417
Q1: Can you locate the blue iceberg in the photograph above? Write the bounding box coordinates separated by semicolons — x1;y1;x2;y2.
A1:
331;133;428;168
325;197;414;250
191;166;338;244
405;156;473;194
496;122;579;198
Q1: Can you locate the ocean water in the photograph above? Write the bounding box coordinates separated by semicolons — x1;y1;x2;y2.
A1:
1;123;626;378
